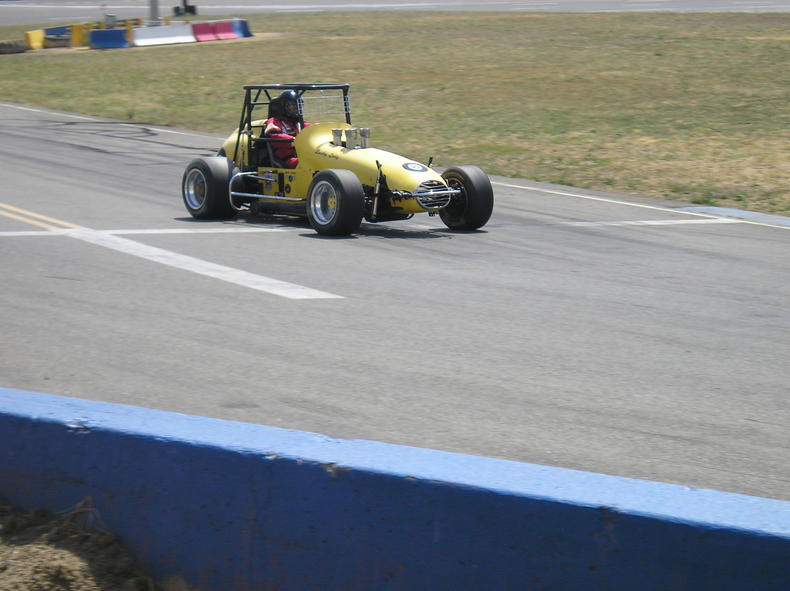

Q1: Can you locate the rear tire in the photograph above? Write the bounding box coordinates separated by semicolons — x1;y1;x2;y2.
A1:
306;169;364;236
439;166;494;231
181;157;237;220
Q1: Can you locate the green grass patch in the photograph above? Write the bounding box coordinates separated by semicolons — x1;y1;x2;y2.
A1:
2;12;789;215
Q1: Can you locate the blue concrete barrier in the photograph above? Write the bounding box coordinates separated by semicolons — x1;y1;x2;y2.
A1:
89;29;129;49
44;25;70;36
1;387;789;590
232;18;253;38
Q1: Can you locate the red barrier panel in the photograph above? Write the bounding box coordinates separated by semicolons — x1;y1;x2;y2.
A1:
192;22;217;42
214;21;238;40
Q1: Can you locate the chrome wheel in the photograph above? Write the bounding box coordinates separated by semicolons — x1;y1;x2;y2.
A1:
180;157;237;220
305;169;364;236
309;180;339;226
183;168;208;211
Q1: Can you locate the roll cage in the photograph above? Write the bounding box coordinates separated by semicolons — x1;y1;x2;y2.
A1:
232;83;352;172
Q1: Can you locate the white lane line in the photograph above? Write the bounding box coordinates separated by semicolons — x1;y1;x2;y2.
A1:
401;223;442;231
103;227;295;235
62;229;343;300
493;181;790;230
563;218;742;227
0;226;296;237
492;181;721;218
681;206;790;228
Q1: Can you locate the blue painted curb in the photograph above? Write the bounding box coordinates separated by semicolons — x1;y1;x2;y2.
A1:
1;387;789;590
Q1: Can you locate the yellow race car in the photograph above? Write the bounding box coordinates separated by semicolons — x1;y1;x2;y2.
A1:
181;83;493;236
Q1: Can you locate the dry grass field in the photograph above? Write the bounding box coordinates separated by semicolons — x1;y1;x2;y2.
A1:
1;12;788;214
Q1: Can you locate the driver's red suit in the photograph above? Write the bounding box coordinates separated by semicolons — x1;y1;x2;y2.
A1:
264;117;311;169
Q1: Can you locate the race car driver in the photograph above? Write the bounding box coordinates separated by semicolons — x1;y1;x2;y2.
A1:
264;90;311;168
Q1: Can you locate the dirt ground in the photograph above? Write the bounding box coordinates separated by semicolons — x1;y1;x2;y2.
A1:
0;499;161;591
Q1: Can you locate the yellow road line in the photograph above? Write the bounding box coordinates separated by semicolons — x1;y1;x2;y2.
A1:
0;202;85;230
0;209;58;230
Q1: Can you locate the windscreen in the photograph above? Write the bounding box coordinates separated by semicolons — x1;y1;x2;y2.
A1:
299;88;350;124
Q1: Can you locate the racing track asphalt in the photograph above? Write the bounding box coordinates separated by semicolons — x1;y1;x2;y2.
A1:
1;103;789;501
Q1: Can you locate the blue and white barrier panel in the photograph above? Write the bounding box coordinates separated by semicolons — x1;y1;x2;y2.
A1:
0;387;788;590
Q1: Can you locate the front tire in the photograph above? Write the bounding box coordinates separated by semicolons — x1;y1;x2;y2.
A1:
181;157;237;220
439;166;494;231
306;169;364;236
